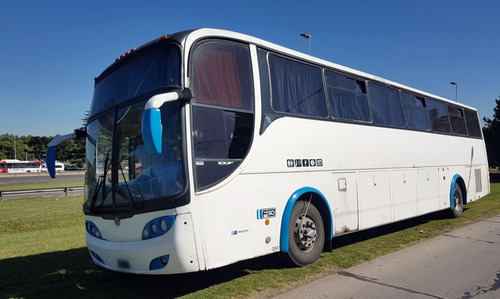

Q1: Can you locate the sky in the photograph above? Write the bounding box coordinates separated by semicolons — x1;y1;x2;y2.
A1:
1;0;499;136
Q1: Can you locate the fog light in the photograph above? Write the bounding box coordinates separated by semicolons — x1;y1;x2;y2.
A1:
149;254;170;270
89;249;105;265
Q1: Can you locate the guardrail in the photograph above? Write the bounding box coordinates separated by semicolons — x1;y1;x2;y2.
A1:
0;187;84;201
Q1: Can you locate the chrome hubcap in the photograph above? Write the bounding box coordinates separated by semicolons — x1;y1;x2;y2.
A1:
293;214;317;252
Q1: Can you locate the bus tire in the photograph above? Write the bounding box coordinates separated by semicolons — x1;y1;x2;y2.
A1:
287;200;325;267
451;183;463;218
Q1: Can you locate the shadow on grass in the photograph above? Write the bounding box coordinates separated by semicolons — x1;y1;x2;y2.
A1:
0;247;289;299
0;210;458;299
490;172;500;183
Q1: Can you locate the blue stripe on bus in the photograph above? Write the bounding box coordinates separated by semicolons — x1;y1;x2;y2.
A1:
450;174;463;209
280;187;333;253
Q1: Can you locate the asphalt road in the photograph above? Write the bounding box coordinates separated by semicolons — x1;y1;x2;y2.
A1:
276;215;500;299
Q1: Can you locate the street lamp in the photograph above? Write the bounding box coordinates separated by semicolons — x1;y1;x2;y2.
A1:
450;82;458;102
300;33;311;55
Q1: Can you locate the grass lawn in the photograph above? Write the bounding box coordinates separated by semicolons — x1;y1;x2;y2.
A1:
0;184;499;298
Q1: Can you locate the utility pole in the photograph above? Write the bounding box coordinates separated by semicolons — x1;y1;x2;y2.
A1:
13;136;16;159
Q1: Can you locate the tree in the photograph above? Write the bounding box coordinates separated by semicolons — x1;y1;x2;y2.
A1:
54;111;88;165
0;139;15;159
0;134;37;160
483;97;500;168
26;136;51;160
0;111;88;163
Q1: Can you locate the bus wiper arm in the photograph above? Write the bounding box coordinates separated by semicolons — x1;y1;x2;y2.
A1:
118;162;139;205
90;152;111;210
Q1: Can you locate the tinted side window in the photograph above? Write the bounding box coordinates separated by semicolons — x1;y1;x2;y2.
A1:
448;105;467;135
368;83;404;127
401;92;431;130
465;109;482;138
427;99;451;133
325;71;370;122
269;55;327;117
191;41;254;191
192;106;253;190
192;41;253;110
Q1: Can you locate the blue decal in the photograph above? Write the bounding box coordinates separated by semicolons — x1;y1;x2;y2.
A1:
279;187;333;253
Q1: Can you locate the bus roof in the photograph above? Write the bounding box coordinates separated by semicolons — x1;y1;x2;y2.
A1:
184;29;478;112
97;28;478;112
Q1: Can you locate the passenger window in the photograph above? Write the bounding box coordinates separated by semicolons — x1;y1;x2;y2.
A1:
191;41;254;191
448;105;467;135
368;83;404;127
192;41;253;110
401;92;431;130
464;109;482;138
192;107;252;160
192;106;253;190
269;54;327;117
325;71;370;122
426;99;451;133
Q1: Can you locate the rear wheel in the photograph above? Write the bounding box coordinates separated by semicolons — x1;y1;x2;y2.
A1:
287;201;325;266
451;183;463;218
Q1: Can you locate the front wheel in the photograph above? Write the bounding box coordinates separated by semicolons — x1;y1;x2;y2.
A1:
451;183;463;218
287;201;325;267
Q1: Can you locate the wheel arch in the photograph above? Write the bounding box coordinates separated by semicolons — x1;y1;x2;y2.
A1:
280;187;333;253
450;174;467;208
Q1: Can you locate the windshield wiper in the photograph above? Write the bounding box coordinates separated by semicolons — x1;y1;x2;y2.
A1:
90;152;111;210
118;162;140;205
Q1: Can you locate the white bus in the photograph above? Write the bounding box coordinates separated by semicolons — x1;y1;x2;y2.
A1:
46;28;489;274
41;162;65;173
0;159;42;173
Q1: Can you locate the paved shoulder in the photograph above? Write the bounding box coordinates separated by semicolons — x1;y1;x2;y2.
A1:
276;215;500;299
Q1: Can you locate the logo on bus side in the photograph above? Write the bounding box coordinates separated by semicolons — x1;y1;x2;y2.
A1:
287;159;323;168
231;229;249;235
257;208;276;219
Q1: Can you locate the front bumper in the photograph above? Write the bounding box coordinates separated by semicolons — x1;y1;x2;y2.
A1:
86;213;200;274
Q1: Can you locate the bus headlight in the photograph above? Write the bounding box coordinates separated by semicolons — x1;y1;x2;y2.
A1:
86;220;104;239
142;216;176;240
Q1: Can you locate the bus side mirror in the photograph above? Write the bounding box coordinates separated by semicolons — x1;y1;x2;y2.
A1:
142;89;192;155
142;108;163;154
45;129;86;178
46;146;57;179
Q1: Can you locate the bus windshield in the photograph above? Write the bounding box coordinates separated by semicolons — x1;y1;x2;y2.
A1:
90;43;181;116
84;42;184;213
84;100;184;212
